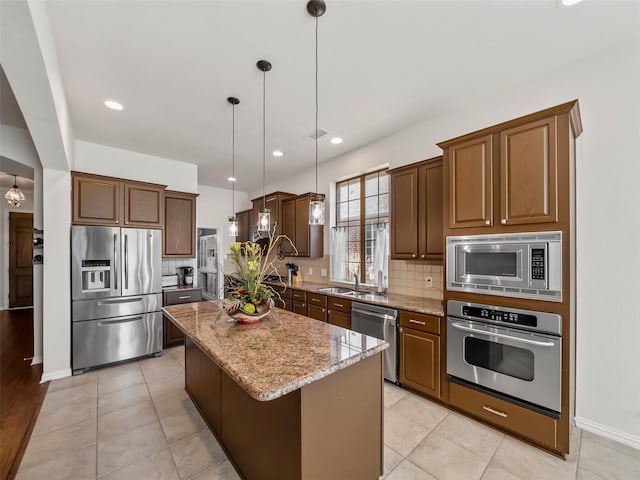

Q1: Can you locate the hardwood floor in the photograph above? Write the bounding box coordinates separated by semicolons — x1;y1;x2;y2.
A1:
0;309;48;480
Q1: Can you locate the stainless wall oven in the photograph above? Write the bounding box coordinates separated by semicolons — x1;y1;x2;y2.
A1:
446;231;562;301
446;300;562;414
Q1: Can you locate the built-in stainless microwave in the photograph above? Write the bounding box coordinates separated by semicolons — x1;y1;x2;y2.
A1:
446;231;562;302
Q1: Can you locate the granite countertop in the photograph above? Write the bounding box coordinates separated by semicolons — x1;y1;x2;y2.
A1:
275;280;444;317
162;301;388;402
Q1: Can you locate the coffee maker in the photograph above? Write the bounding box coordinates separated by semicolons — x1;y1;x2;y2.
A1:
177;266;194;286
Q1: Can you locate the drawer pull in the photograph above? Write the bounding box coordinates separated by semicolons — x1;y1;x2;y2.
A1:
483;406;508;418
178;295;192;300
409;319;426;325
311;298;320;303
333;303;344;308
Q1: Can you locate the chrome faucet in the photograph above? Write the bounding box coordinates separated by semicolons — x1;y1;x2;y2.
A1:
354;273;360;291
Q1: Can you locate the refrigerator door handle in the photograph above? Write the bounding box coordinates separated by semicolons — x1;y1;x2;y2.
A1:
113;233;118;290
124;234;129;291
98;297;143;305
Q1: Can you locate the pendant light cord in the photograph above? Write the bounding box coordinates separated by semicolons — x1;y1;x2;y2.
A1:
232;103;235;216
314;14;319;196
262;69;266;210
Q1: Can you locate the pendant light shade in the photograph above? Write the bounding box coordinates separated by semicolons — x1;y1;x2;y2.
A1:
308;0;326;225
5;175;25;207
227;96;240;236
257;59;272;233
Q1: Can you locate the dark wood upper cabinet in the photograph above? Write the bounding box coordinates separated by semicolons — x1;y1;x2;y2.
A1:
281;193;323;258
250;192;295;239
72;173;122;225
439;100;582;233
390;157;443;261
72;172;166;228
390;167;418;259
419;160;443;260
499;116;557;226
123;182;164;228
447;135;493;229
164;191;198;257
235;209;253;243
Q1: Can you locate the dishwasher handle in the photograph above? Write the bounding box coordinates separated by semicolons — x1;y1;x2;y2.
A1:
351;307;396;322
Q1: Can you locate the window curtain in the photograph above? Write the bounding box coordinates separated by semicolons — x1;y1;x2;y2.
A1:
330;227;348;282
372;223;389;289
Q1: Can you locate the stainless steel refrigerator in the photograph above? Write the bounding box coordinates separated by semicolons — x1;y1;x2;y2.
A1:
197;228;218;300
71;226;162;374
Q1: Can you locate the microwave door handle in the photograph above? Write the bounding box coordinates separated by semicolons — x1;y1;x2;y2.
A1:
449;322;556;347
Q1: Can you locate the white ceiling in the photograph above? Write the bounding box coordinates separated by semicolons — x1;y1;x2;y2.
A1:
0;171;34;191
39;0;640;192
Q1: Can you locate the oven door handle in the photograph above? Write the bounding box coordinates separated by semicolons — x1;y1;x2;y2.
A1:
449;322;557;347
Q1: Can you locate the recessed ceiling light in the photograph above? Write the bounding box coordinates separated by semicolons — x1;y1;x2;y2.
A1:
558;0;583;6
330;137;343;145
272;150;283;157
227;176;236;182
104;100;124;110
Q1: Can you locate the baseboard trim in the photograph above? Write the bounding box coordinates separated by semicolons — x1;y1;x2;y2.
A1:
575;416;640;450
40;368;71;383
31;356;43;365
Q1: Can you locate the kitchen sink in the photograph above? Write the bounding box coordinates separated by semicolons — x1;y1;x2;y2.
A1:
316;287;356;295
352;292;387;301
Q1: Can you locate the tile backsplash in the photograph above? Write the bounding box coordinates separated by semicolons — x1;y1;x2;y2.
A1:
260;256;444;301
162;258;196;276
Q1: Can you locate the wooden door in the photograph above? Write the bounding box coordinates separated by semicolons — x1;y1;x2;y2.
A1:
418;159;443;261
164;191;197;257
500;116;558;225
235;209;252;243
328;310;351;329
448;135;493;229
306;304;326;322
281;199;296;255
292;300;306;316
72;173;121;225
164;316;185;348
9;212;33;308
294;196;310;257
123;182;164;228
390;167;418;259
399;327;440;398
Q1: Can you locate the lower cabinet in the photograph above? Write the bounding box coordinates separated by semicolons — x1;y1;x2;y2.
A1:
328;310;351;329
163;287;203;348
306;304;327;322
292;300;306;316
398;310;442;399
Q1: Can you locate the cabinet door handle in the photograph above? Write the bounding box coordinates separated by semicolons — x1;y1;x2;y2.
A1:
501;219;507;224
421;254;425;258
482;406;508;418
399;328;403;333
409;319;426;325
412;254;416;258
178;295;192;300
485;220;490;225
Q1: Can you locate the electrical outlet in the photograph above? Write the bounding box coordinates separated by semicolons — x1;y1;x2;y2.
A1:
425;276;433;288
308;267;313;275
321;268;327;277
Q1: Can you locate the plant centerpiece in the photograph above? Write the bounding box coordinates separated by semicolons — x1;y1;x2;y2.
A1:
224;232;296;324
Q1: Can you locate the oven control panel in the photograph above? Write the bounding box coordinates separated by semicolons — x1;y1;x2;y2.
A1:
530;248;546;280
462;305;537;328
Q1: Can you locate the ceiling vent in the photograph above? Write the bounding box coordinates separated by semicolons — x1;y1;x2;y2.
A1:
304;128;328;141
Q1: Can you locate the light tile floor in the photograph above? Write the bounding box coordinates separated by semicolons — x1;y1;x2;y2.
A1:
17;347;640;480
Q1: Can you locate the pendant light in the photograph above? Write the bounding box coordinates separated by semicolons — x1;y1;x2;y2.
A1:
227;96;240;237
308;0;326;226
5;175;26;207
257;59;272;233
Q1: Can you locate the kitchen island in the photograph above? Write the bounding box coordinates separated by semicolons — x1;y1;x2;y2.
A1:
163;301;388;480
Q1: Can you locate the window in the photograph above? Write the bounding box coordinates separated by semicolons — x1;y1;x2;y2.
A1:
332;170;389;284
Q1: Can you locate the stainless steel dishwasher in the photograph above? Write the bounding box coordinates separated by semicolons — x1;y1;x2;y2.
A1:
351;301;398;383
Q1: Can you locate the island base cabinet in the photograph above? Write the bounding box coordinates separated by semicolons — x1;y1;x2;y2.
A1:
184;338;383;480
399;327;440;399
